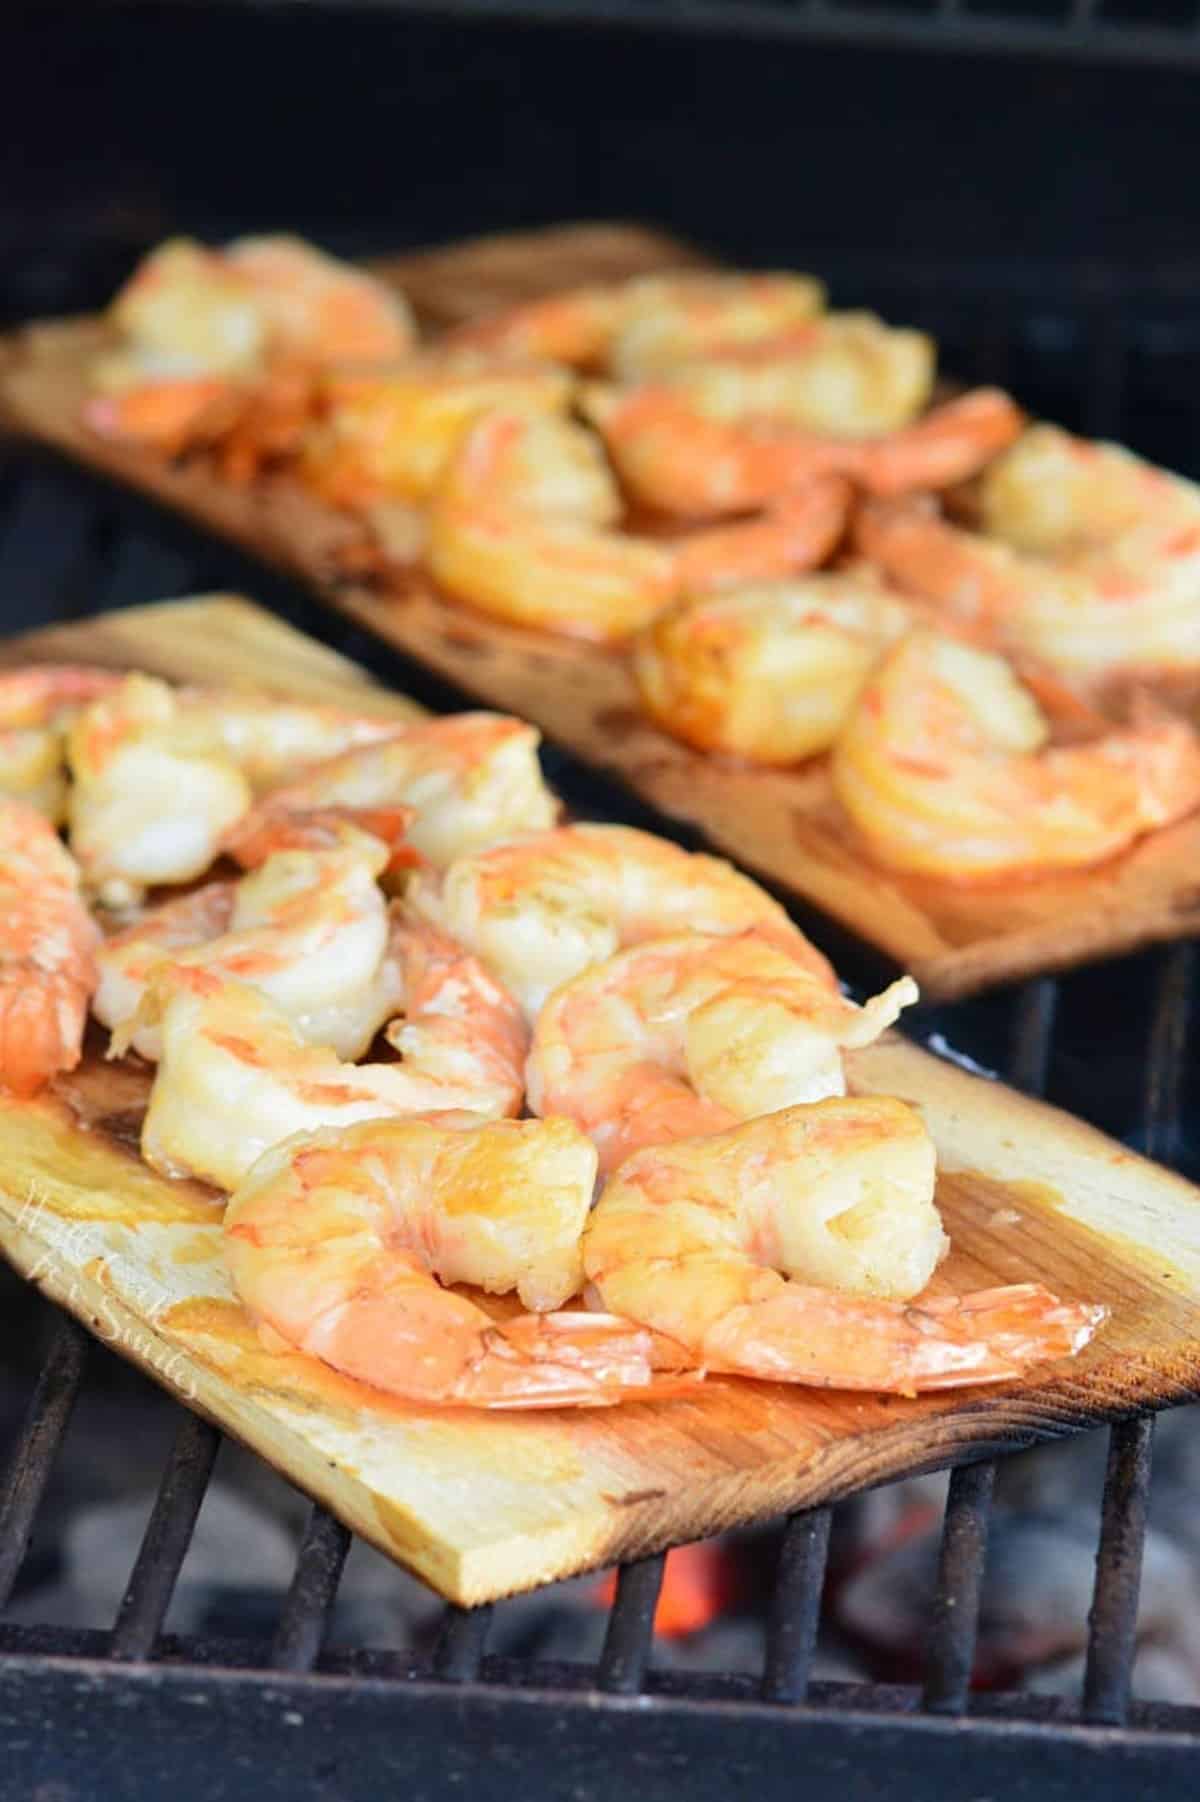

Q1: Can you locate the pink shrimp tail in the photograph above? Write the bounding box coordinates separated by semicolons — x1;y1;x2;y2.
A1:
703;1281;1106;1396
445;1312;704;1410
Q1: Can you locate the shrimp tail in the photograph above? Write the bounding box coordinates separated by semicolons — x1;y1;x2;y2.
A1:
839;974;919;1049
703;1281;1106;1396
446;1312;704;1410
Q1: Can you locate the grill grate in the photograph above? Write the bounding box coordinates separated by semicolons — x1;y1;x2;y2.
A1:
208;0;1200;72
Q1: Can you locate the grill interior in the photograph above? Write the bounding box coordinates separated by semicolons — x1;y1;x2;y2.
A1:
5;5;1200;1796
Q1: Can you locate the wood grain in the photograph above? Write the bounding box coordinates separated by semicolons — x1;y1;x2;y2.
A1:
4;220;1200;998
0;595;1196;1606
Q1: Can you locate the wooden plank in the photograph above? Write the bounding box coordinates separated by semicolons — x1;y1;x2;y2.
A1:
4;216;1200;998
0;595;1196;1606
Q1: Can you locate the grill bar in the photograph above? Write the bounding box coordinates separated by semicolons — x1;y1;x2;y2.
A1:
0;1317;88;1611
432;1603;493;1682
921;1460;997;1714
761;1505;832;1703
1083;1415;1156;1725
229;0;1200;73
596;1553;665;1693
269;1505;352;1674
109;1413;221;1662
1143;942;1195;1163
1006;976;1059;1097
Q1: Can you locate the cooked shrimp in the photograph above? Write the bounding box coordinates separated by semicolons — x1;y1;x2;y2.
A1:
131;924;527;1191
427;412;849;642
446;271;825;372
298;355;575;509
412;822;835;1018
66;673;404;903
224;1116;697;1408
0;666;122;821
89;235;415;452
585;1098;1105;1393
634;567;914;762
527;932;917;1172
830;630;1200;880
95;822;401;1061
625;312;934;438
228;712;558;868
584;385;1024;519
0;800;100;1096
856;426;1200;684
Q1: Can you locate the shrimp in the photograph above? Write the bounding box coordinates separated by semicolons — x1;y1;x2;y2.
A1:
88;235;415;453
298;355;575;510
227;712;559;869
224;1116;698;1408
830;630;1200;880
583;384;1024;519
633;567;914;763
131;918;527;1191
527;932;917;1173
411;822;835;1018
621;312;934;438
66;673;405;904
0;800;100;1096
445;271;826;372
0;666;122;822
855;426;1200;684
427;412;850;642
95;822;402;1061
584;1098;1106;1393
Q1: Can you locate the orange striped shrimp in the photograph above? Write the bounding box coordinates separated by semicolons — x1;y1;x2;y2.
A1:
224;1116;698;1408
830;630;1200;879
584;385;1024;519
584;1100;1105;1394
427;411;849;642
0;800;99;1096
526;932;917;1173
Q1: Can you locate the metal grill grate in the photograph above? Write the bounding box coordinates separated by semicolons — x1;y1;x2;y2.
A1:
208;0;1200;71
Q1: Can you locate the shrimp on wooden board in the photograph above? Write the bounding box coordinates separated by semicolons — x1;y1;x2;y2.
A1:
444;271;826;373
633;567;915;763
128;918;528;1192
855;425;1200;685
584;1098;1106;1393
297;355;575;510
95;820;407;1061
583;385;1024;519
411;822;835;1019
830;631;1200;880
526;932;917;1174
0;666;122;822
426;412;850;642
620;312;934;438
0;800;100;1097
87;235;415;456
227;712;559;870
66;673;405;904
224;1116;698;1409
